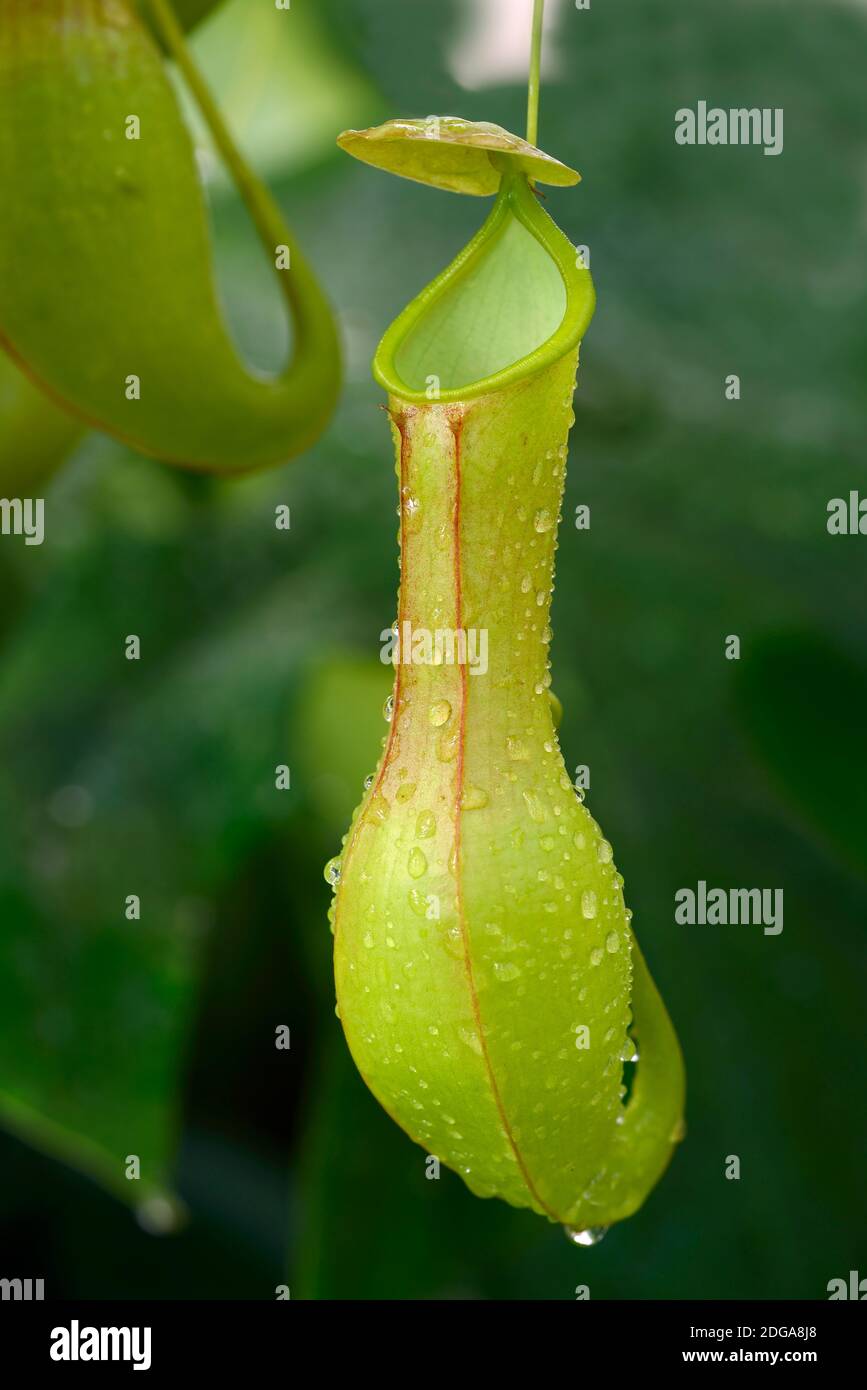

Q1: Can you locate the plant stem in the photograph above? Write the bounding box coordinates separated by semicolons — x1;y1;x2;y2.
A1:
526;0;545;146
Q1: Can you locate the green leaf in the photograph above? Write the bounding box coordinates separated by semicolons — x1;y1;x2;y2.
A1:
0;0;340;474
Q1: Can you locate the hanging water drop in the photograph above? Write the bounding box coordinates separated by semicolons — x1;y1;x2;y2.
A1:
564;1225;610;1247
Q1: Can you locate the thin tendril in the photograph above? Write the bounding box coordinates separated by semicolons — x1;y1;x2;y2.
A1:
526;0;545;146
146;0;314;350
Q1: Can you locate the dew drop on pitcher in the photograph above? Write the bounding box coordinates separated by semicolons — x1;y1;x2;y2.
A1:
408;847;428;879
428;699;451;727
462;785;489;810
402;488;423;533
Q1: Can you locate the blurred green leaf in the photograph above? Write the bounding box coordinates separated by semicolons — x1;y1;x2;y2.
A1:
735;630;867;880
177;0;382;187
295;652;392;833
0;455;347;1205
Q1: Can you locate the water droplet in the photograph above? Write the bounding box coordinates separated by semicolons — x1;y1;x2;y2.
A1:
363;931;375;949
324;857;341;886
520;573;533;593
462;785;489;810
368;793;390;825
135;1195;184;1236
401;487;423;533
534;508;554;533
620;1039;639;1062
395;781;417;803
437;728;460;762
408;887;427;916
443;925;464;958
581;889;598;919
363;773;374;791
589;947;604;966
494;962;520;983
605;931;620;953
506;736;529;761
383;694;395;722
429;699;451;727
416;809;436;838
565;1225;610;1247
458;1027;483;1055
597;839;613;864
522;789;545;823
408;847;428;879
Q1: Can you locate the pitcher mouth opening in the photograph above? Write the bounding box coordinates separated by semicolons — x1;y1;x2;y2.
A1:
373;174;595;405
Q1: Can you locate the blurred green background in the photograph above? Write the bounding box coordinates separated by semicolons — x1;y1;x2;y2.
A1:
1;0;865;1299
